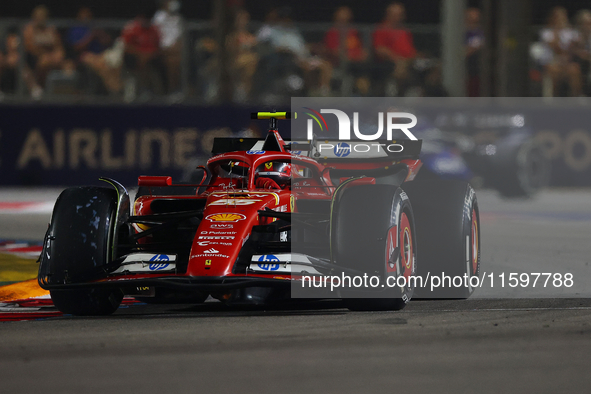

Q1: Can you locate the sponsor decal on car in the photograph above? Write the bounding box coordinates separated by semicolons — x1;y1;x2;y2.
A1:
210;192;280;205
388;229;398;270
211;193;268;198
119;253;177;264
274;204;288;212
208;199;261;206
205;213;246;222
334;142;351;157
246;150;265;154
280;231;289;242
200;231;237;235
288;142;303;155
292;181;312;190
249;254;323;275
197;241;232;246
257;255;280;271
198;235;235;240
112;253;177;274
192;253;229;258
149;254;170;262
210;224;234;229
149;263;170;271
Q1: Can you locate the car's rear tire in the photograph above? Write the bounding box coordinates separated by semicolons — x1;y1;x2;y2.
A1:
40;187;124;315
494;141;550;198
472;134;550;198
332;184;417;311
402;180;480;298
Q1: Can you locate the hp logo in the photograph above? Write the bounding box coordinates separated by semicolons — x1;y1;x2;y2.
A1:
149;254;170;271
149;254;169;262
257;255;280;271
149;263;169;271
334;142;351;157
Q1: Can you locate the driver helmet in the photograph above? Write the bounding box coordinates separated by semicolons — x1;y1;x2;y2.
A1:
255;161;292;188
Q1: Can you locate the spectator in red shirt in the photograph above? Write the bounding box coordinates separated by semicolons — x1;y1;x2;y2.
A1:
324;6;370;95
122;13;164;97
325;6;367;65
123;15;160;55
465;8;485;97
373;3;417;60
373;2;417;95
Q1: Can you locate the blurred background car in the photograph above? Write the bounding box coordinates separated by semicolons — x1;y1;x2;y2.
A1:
415;113;550;197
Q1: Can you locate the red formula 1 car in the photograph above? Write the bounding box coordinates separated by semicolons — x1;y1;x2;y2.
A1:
38;112;480;315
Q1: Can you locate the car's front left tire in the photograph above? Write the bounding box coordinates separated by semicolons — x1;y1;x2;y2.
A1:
39;186;124;315
50;288;124;316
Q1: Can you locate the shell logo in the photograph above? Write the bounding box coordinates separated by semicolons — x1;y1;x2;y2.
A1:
205;213;246;222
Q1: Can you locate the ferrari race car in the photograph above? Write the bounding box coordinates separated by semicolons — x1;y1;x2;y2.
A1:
38;111;481;315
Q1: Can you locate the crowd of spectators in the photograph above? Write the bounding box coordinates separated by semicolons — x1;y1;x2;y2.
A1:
531;6;591;97
0;1;184;101
2;2;589;101
214;3;446;101
0;2;446;102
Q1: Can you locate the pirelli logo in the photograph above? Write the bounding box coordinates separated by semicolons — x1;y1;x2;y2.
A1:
198;236;235;240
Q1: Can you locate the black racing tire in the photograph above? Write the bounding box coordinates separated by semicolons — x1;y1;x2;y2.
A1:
50;288;124;316
41;187;118;283
40;186;124;315
495;141;550;198
332;184;417;311
477;136;551;198
402;180;480;299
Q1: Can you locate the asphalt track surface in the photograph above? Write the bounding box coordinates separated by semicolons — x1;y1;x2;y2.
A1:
0;187;590;393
